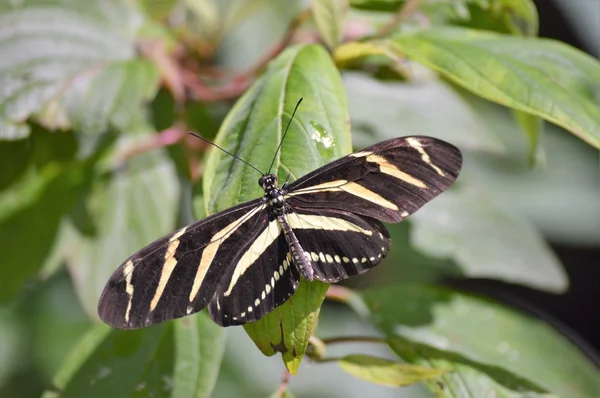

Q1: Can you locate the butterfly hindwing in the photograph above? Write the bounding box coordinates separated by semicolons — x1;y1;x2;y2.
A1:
97;198;268;329
286;136;462;223
208;228;300;326
283;207;391;282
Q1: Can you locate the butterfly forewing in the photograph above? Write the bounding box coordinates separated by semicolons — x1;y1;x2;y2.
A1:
286;136;462;223
98;135;462;329
97;198;268;329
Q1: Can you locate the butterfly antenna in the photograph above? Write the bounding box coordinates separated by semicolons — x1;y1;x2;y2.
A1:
188;131;265;176
267;98;303;175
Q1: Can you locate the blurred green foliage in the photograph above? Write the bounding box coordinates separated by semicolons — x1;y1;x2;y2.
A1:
0;0;599;397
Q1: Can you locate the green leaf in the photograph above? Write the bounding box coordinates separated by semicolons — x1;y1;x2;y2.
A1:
338;354;449;387
513;109;543;166
0;161;92;302
343;71;504;153
203;44;351;213
66;131;179;317
172;312;226;398
0;0;159;138
361;285;600;398
349;0;539;36
390;27;600;148
202;43;351;372
311;0;349;49
42;323;174;398
389;336;557;398
243;280;329;374
410;183;567;292
425;83;599;246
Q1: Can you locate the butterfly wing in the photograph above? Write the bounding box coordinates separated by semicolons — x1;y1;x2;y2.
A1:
97;198;270;329
285;136;462;223
207;228;300;326
283;206;391;282
284;136;462;282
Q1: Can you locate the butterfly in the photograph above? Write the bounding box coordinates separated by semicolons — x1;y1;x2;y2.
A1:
97;128;462;329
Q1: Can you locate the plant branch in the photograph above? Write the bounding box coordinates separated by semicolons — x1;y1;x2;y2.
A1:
375;0;422;38
275;369;291;398
182;8;311;102
321;336;388;345
117;124;187;163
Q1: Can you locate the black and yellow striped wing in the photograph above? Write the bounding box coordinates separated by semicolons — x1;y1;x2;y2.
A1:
98;136;462;329
98;199;269;329
285;136;461;223
283;136;461;282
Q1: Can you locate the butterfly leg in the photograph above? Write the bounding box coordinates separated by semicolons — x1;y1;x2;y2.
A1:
277;215;314;281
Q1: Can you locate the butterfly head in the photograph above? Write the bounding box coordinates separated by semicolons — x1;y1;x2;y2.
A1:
259;174;278;191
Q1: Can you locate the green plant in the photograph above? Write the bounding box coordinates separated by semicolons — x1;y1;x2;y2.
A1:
1;0;599;397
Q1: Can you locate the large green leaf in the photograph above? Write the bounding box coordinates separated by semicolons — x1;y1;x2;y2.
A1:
360;285;600;398
203;44;351;212
66;131;179;317
390;27;600;148
0;0;159;139
202;44;351;372
410;183;567;292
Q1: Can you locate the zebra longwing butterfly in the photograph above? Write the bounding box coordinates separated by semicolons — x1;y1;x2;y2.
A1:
98;134;462;329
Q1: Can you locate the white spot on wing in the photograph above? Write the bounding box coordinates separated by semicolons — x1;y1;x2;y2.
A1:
350;150;372;158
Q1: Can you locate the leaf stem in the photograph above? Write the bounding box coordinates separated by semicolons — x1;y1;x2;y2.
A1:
376;0;422;38
117;124;187;163
275;369;291;398
321;336;388;345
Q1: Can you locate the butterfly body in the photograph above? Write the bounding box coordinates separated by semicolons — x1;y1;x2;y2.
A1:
98;136;462;329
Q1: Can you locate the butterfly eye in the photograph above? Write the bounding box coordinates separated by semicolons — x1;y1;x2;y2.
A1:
258;176;266;187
